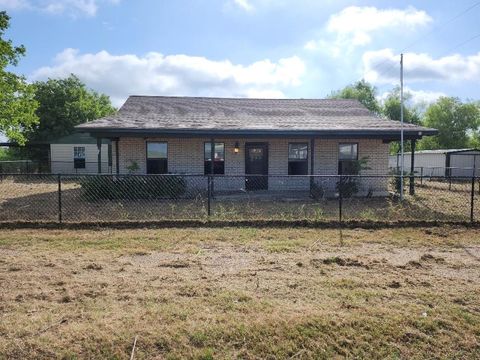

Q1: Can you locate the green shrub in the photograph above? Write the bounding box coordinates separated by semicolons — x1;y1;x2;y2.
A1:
336;176;359;198
389;168;407;194
80;175;187;201
310;182;325;200
336;157;370;198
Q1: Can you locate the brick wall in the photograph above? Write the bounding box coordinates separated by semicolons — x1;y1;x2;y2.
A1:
112;137;388;175
111;137;389;194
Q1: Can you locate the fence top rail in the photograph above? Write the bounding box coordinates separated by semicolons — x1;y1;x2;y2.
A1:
2;173;480;180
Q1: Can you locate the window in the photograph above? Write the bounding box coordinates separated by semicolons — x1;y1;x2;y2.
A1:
73;146;86;169
204;142;225;175
288;143;308;175
338;143;358;175
146;142;168;174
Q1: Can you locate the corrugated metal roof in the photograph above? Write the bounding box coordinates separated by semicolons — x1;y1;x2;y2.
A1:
76;96;436;137
398;149;480;155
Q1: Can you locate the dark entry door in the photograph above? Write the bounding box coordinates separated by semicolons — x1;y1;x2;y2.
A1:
245;143;268;190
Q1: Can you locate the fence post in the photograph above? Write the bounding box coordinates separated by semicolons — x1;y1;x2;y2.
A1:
420;167;423;185
339;176;343;224
471;176;475;223
207;175;211;217
58;174;62;224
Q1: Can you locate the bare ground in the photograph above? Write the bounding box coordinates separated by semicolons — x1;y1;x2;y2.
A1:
0;226;479;359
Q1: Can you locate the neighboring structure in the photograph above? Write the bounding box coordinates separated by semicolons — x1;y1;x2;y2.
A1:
76;96;437;194
50;133;111;174
389;149;480;177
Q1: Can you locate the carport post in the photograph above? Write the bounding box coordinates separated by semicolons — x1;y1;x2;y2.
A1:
97;137;102;174
409;139;416;195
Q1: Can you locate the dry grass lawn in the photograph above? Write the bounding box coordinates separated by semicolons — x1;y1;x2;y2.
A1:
1;226;480;359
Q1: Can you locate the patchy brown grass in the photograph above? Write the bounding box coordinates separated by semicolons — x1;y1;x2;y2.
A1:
1;226;480;359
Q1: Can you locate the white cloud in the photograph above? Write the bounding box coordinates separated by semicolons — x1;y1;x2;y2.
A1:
232;0;253;12
378;87;446;107
363;48;480;84
31;49;306;107
406;88;446;105
227;0;293;13
305;6;431;53
0;0;30;9
0;0;120;16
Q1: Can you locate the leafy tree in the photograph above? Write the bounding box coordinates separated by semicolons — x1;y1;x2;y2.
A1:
27;75;116;143
420;97;480;150
382;87;422;154
329;79;381;113
0;11;38;144
382;87;421;125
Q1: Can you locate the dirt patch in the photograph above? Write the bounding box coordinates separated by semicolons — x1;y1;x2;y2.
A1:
0;227;480;359
320;256;365;267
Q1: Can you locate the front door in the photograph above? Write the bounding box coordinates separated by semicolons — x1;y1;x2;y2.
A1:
245;143;268;190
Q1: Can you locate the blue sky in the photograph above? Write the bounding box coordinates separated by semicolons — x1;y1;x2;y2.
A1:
2;0;480;108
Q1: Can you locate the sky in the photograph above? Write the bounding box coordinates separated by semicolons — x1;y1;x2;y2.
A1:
1;0;480;110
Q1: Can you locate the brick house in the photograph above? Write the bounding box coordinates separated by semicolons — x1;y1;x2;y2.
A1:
76;96;436;195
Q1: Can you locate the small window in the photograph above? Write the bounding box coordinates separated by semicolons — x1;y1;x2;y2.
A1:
147;142;168;174
288;143;308;175
73;146;86;169
204;142;225;175
338;143;358;175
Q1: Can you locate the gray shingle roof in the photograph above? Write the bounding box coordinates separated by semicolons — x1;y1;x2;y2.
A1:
76;96;436;137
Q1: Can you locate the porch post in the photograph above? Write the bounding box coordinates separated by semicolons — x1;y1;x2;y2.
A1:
409;139;416;195
310;138;315;193
115;138;120;175
97;137;102;174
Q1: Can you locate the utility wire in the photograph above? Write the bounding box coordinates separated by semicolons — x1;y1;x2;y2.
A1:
373;30;480;86
368;0;480;80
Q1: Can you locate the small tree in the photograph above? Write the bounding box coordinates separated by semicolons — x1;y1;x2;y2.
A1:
336;157;370;198
126;161;140;174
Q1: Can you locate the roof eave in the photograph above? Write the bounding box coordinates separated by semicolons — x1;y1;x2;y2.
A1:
75;127;438;140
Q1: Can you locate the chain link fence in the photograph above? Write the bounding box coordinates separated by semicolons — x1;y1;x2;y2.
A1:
0;160;113;174
0;173;478;224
